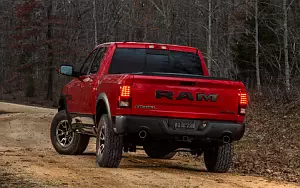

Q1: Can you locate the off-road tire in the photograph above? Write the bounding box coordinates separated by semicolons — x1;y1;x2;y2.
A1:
50;110;90;155
96;114;123;168
143;144;176;159
204;143;233;173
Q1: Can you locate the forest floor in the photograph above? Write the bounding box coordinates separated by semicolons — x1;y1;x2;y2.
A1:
0;102;299;188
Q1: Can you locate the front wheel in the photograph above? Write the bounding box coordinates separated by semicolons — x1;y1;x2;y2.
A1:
96;114;123;168
50;110;90;155
204;143;233;173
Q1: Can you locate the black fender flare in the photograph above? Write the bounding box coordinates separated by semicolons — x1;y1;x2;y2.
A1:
96;93;114;130
59;93;72;124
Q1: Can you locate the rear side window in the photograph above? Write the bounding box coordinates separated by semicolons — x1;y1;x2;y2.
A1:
108;48;203;75
81;49;98;75
89;47;107;74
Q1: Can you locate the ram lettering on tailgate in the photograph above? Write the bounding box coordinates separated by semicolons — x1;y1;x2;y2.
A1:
155;90;218;102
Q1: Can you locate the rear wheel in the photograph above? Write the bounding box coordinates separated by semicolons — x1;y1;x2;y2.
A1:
143;142;176;159
204;143;233;173
50;110;90;155
96;114;123;168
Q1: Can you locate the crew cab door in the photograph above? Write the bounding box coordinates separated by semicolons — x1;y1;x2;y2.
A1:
67;48;99;114
80;47;107;114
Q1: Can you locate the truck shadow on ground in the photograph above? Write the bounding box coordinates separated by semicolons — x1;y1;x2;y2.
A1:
122;155;206;173
81;152;206;172
82;152;96;156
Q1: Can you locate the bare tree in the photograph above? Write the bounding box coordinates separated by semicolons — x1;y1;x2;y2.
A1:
46;0;54;100
283;0;290;91
207;0;212;75
255;0;261;93
93;0;98;46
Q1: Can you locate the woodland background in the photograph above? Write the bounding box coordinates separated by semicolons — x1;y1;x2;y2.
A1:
1;0;300;183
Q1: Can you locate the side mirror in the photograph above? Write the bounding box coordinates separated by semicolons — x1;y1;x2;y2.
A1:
59;65;74;76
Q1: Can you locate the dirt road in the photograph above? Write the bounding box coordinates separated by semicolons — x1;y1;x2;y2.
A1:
0;102;298;188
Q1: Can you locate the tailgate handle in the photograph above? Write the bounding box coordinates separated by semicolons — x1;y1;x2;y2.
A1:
180;81;196;86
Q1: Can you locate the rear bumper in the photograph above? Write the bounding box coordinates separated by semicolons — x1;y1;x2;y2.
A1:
115;116;245;141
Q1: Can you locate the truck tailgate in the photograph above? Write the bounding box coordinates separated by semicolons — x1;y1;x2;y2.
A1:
131;75;244;121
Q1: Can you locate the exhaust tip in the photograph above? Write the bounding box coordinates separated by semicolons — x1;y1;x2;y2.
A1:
139;130;147;139
223;135;231;144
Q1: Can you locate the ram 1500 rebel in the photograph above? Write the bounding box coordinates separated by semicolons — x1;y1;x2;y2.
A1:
50;42;248;173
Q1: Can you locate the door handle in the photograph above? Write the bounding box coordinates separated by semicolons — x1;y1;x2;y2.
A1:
83;77;93;83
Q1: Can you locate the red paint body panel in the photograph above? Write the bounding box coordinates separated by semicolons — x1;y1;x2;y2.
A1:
62;42;248;123
131;75;243;121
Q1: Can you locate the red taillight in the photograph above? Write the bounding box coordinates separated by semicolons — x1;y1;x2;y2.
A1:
239;93;248;105
238;91;248;115
120;86;131;97
119;86;131;108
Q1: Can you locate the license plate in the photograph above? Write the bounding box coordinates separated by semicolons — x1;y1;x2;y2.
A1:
174;120;196;130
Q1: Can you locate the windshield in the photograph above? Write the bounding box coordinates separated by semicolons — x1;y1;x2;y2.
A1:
108;48;203;75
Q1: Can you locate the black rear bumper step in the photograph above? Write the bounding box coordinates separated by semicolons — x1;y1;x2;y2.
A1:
115;116;245;142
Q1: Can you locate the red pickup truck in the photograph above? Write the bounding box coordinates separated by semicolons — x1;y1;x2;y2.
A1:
50;42;248;173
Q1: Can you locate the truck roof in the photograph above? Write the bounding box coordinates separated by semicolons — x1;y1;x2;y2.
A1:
96;42;199;53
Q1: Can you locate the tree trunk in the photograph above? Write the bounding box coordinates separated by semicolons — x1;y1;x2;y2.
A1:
188;0;192;46
283;0;290;92
255;0;261;93
128;0;135;41
93;0;98;46
207;0;212;75
0;32;4;99
46;0;54;100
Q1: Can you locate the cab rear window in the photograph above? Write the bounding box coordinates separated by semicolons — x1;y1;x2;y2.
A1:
108;48;203;75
